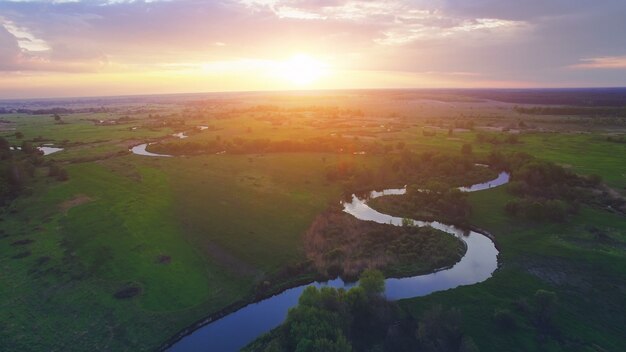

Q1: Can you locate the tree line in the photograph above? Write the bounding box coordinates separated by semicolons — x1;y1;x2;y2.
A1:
0;137;68;205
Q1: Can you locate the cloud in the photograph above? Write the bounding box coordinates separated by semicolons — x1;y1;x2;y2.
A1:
2;19;50;51
569;56;626;69
0;24;22;70
0;0;625;93
441;0;620;21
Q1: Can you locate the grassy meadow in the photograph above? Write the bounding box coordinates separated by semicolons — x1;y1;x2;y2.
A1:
0;91;624;351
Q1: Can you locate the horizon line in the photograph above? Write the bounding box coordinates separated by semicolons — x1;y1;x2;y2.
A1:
2;86;626;102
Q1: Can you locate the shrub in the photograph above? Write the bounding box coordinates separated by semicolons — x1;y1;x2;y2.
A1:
461;143;472;155
11;239;34;246
12;251;31;259
534;290;558;329
493;309;517;330
358;269;385;296
114;283;142;299
48;164;69;181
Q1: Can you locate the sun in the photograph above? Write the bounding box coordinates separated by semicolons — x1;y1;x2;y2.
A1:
280;54;327;86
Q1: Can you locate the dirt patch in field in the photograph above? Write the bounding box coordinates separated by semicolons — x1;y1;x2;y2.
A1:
516;256;596;291
594;184;626;214
120;139;144;148
205;241;260;278
155;254;172;264
59;195;94;214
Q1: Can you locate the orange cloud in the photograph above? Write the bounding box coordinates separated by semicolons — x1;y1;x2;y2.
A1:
569;56;626;69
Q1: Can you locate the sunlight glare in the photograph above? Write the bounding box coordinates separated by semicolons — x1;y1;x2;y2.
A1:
280;54;327;86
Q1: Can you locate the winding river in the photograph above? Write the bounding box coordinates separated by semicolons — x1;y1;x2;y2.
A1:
130;126;207;156
39;146;64;155
164;170;509;352
130;143;172;157
10;145;64;155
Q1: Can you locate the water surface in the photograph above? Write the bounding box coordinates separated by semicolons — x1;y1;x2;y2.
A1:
130;143;171;157
38;146;64;155
172;132;188;139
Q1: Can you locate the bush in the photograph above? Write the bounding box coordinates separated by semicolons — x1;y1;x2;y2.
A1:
534;290;558;329
358;269;385;296
587;174;602;186
461;143;472;155
48;164;69;181
505;198;569;222
11;239;34;246
493;309;517;330
20;141;38;155
417;305;464;352
12;250;31;259
114;284;142;299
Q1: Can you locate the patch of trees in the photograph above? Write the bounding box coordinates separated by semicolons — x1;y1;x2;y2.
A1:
606;135;626;144
325;160;398;195
388;151;497;189
492;289;560;337
150;136;389;157
1;141;38;204
491;152;613;221
0;137;69;204
246;270;478;352
475;132;519;145
233;104;364;117
508;160;596;199
504;199;569;222
254;260;316;298
48;164;69;181
304;210;464;280
463;88;626;106
324;150;497;196
407;184;471;223
422;129;437;137
514;106;626;116
452;120;475;130
144;116;187;128
12;251;31;259
32;136;53;143
0;107;108;115
113;283;142;299
369;182;472;224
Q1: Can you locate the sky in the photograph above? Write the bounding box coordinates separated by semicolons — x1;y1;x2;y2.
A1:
1;0;625;98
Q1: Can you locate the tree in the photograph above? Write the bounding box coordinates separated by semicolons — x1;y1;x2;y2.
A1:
53;114;61;122
48;164;69;181
493;309;517;330
587;174;602;186
402;218;414;227
534;289;558;329
20;141;38;155
417;305;464;352
461;143;472;155
0;137;10;152
358;269;385;296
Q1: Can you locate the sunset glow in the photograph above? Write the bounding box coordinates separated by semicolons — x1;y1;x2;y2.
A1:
0;0;625;98
280;54;328;86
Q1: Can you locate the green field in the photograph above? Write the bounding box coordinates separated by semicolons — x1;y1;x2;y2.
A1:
399;187;626;351
1;93;625;351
